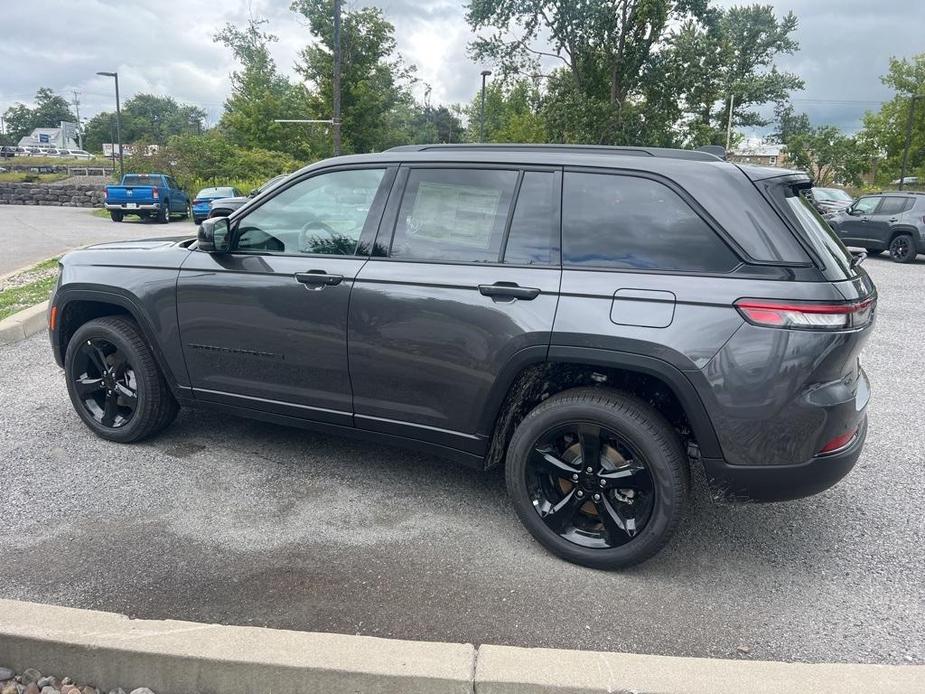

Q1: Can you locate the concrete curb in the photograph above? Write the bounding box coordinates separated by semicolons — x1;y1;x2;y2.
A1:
0;300;48;346
1;600;922;694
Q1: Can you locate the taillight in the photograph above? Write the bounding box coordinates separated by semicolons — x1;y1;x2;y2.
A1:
152;188;159;199
103;189;108;200
193;198;202;205
735;297;875;330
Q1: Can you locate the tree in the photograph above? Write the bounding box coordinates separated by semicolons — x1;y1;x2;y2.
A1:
82;94;205;152
768;102;811;144
291;0;418;154
860;53;925;185
786;125;870;187
463;79;546;142
466;0;709;144
666;4;804;146
2;88;77;142
214;19;317;160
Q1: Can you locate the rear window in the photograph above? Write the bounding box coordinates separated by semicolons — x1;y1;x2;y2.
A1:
877;197;912;215
785;192;857;278
196;187;236;198
122;175;161;187
562;172;739;273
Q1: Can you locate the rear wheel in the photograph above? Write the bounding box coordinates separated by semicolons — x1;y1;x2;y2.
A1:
64;316;178;443
505;387;688;570
159;201;170;224
109;211;123;222
865;248;884;256
889;234;915;263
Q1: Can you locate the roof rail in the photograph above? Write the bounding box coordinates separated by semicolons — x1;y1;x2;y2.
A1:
385;143;725;162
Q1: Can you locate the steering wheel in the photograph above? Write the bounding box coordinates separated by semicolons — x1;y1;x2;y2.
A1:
298;217;338;251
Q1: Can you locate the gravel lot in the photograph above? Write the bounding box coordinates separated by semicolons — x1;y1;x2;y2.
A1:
0;253;922;666
0;206;192;275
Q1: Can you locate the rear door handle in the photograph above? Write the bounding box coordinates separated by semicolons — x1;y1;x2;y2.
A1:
888;217;899;222
478;282;540;301
295;270;343;286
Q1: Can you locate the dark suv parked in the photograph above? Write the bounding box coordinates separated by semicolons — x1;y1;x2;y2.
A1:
48;144;876;569
827;192;925;263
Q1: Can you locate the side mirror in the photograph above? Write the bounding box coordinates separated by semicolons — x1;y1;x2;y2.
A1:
198;217;231;253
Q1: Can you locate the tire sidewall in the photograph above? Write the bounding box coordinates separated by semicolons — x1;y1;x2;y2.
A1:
506;393;686;570
65;320;150;443
890;234;915;263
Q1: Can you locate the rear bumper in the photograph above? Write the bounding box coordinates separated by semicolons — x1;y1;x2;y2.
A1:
105;203;160;211
702;414;867;502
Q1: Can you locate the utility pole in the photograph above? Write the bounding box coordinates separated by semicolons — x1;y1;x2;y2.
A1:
97;71;123;178
332;0;343;156
480;70;492;142
72;90;83;149
725;93;736;152
898;94;922;191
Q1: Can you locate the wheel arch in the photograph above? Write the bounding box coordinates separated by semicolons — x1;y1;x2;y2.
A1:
889;226;919;245
53;288;185;398
482;346;722;469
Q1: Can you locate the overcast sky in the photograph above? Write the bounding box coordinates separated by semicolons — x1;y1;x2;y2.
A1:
0;0;920;136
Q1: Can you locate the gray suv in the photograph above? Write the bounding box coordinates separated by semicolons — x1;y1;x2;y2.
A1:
828;192;925;263
48;144;876;569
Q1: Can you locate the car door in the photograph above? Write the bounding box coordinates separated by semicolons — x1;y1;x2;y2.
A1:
867;196;910;247
837;196;881;245
176;165;394;424
347;165;562;454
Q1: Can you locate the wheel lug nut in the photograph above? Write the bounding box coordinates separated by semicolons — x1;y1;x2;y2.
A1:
599;479;606;487
571;473;579;482
593;493;601;501
576;490;584;497
586;466;593;473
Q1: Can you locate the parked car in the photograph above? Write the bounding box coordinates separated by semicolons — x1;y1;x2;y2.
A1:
49;144;876;569
0;146;15;158
65;149;93;159
804;187;853;216
191;186;243;224
103;173;190;223
890;176;919;187
827;192;925;263
207;173;289;218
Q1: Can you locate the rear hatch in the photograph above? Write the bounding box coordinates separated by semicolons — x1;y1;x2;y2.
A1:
106;185;157;205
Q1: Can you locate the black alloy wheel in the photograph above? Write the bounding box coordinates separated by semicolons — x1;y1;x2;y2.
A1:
65;316;178;442
889;234;915;263
71;337;138;428
526;422;654;549
506;387;688;569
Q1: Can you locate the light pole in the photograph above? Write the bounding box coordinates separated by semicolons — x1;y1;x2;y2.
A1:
480;70;492;142
97;71;123;178
898;94;923;191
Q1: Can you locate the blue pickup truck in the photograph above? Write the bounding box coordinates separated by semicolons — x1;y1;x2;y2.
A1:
104;173;190;223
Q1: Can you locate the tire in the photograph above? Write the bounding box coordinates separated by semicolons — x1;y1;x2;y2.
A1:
193;217;204;225
183;202;191;220
865;248;884;256
64;316;179;443
505;387;688;570
110;211;123;222
159;201;170;224
889;234;916;263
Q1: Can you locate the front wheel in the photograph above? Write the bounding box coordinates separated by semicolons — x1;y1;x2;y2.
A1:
505;387;689;570
64;316;179;443
889;234;916;263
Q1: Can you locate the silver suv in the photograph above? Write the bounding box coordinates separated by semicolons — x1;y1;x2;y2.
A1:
828;192;925;263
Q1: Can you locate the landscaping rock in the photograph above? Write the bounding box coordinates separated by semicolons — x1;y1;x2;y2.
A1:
39;687;60;694
20;672;41;687
1;683;18;694
23;686;39;694
36;679;57;690
128;689;155;694
0;667;13;681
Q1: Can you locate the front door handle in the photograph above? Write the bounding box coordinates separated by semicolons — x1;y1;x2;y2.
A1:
478;282;540;301
888;217;899;222
295;270;343;286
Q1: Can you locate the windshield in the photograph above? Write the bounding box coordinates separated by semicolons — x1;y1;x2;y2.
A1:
814;188;853;202
786;193;857;278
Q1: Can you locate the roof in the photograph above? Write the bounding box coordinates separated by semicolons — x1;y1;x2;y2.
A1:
388;142;725;162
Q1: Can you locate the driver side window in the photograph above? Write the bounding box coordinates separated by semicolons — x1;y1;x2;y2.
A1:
235;168;386;255
853;197;880;215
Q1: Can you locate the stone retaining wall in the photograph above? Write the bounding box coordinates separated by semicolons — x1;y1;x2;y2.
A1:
0;182;104;207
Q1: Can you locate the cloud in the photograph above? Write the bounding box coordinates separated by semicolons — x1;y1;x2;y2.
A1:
1;0;920;136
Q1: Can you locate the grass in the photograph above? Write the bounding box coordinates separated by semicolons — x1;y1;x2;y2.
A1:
0;172;69;183
0;257;60;321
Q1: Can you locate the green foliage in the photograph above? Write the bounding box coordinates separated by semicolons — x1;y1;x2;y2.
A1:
2;88;77;142
82;94;205;153
291;0;420;153
786;125;870;187
859;53;925;185
666;5;803;146
464;79;546;142
214;19;318;160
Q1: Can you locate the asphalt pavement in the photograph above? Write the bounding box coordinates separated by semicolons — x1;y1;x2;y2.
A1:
0;206;193;274
0;251;922;666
